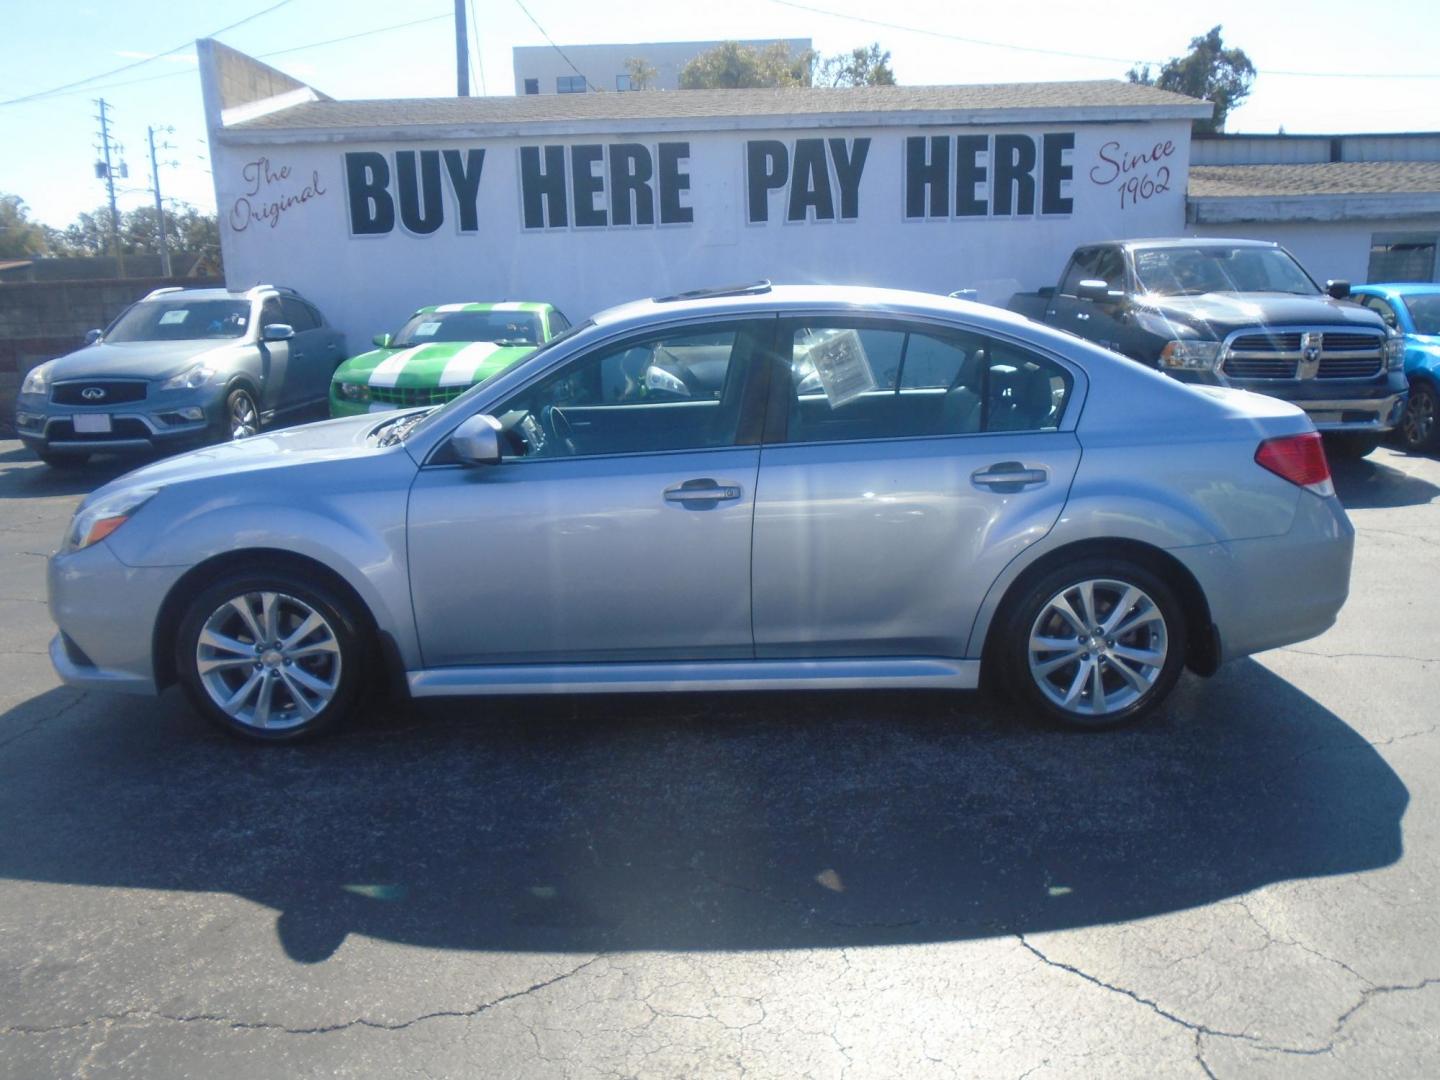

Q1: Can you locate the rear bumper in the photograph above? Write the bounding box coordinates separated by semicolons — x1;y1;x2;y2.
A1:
1175;492;1354;663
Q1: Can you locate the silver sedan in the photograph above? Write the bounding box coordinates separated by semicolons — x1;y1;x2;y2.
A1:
47;284;1354;741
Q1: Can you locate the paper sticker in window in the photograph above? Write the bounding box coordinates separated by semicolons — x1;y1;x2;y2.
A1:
158;310;189;326
413;321;442;338
796;328;876;408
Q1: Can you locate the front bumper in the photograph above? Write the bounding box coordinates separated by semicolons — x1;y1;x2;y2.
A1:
47;540;188;695
15;386;224;455
1167;369;1408;433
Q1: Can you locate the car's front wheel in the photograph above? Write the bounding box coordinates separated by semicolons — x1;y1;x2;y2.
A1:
175;569;369;741
999;558;1187;730
223;386;260;441
1399;381;1438;453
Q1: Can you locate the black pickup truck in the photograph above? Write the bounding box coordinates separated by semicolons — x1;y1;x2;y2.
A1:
1008;238;1408;457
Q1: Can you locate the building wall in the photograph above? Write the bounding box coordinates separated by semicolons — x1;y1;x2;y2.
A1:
1192;217;1440;285
512;39;813;94
212;119;1191;346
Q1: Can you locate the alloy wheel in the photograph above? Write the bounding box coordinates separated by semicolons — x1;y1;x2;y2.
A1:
1402;387;1435;450
195;591;342;731
230;393;259;439
1027;578;1169;717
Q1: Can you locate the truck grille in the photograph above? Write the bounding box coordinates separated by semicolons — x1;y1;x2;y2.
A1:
1222;328;1385;381
370;386;469;407
51;380;148;405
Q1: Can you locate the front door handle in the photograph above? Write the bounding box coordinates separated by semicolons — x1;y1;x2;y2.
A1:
664;478;742;505
1075;311;1091;321
972;462;1048;491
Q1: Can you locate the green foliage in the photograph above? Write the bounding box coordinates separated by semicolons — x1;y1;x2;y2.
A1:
1127;25;1255;134
0;194;50;259
679;41;816;89
623;57;658;90
24;203;220;270
816;43;896;88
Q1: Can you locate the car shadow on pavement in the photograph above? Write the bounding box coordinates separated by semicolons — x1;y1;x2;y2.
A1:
0;659;1406;964
1332;455;1440;509
0;452;153;499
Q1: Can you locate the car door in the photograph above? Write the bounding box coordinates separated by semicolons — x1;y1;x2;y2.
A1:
1050;246;1131;354
279;297;332;407
406;317;773;668
255;296;291;415
751;317;1082;660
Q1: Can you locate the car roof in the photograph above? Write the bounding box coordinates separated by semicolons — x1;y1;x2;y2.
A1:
139;288;254;301
413;301;554;314
1114;237;1281;250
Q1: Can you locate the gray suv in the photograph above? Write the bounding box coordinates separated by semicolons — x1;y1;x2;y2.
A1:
15;284;346;466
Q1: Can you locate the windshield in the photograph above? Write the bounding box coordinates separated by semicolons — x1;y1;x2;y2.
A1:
389;320;595;444
105;299;251;342
1133;246;1320;297
1401;294;1440;336
391;310;544;347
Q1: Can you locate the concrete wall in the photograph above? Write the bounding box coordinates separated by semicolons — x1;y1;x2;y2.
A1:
0;277;221;429
1192;217;1440;286
211;119;1192;349
512;39;813;94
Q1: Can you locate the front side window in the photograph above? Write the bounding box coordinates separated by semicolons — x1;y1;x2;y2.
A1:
1360;295;1399;330
490;322;762;459
780;321;1070;444
104;299;250;342
1402;293;1440;336
393;310;544;347
1059;249;1101;296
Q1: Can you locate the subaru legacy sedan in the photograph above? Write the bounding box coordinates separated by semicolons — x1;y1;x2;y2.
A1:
48;284;1353;741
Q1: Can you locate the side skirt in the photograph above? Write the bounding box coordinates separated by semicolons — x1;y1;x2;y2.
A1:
407;657;981;697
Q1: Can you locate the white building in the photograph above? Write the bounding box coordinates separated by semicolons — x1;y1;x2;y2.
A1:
199;40;1208;348
512;39;812;95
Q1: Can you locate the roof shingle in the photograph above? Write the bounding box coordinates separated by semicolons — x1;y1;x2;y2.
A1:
1189;162;1440;198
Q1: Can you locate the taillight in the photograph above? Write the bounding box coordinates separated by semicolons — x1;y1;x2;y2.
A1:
1255;432;1334;497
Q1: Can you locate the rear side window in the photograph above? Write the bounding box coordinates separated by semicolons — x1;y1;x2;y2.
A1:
778;320;1071;444
280;297;319;331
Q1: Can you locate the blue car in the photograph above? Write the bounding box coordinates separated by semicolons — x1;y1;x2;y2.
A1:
1351;283;1440;452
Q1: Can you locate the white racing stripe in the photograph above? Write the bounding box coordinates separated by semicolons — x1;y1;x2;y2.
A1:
491;301;526;311
367;346;423;387
434;303;470;312
438;342;504;386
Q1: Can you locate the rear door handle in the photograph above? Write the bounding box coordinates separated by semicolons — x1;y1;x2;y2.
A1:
1075;312;1090;321
664;478;742;505
972;462;1049;491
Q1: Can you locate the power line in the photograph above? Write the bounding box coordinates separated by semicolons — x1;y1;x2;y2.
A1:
468;0;487;95
769;0;1440;79
513;0;598;92
1;0;297;107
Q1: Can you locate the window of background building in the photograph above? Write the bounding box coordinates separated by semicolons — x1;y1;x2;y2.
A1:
556;75;586;94
523;78;539;95
1368;233;1438;282
616;74;634;91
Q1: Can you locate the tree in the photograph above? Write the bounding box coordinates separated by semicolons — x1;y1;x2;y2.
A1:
679;41;815;89
623;57;658;90
816;43;896;88
1127;26;1255;134
0;194;51;258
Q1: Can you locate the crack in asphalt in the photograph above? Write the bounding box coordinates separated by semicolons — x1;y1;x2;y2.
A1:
0;691;88;752
1;955;605;1039
1278;647;1440;665
1356;526;1440;548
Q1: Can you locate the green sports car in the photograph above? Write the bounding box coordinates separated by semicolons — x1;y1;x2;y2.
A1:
330;302;569;417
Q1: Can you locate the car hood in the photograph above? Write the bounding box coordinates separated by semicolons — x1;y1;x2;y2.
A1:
1135;293;1387;338
85;412;412;501
334;341;536;388
43;340;243;381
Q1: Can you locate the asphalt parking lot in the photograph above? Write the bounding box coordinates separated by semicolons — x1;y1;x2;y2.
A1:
1;437;1437;1079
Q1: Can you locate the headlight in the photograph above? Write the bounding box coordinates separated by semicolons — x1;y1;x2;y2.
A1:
1386;335;1405;370
63;488;158;552
161;362;220;391
1159;340;1223;371
21;363;51;395
336;380;371;402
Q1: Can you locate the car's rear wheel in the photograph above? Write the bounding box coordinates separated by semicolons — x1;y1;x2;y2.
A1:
1322;432;1382;460
1399;381;1438;453
175;569;368;741
1000;558;1187;730
38;450;91;468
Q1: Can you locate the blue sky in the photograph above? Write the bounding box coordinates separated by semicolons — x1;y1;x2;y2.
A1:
2;0;1437;229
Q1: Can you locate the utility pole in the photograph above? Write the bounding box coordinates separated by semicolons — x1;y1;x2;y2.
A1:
93;98;126;278
148;125;177;277
454;0;469;97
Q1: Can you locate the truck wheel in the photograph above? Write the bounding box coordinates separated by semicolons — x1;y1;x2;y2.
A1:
1322;433;1381;460
1399;382;1438;453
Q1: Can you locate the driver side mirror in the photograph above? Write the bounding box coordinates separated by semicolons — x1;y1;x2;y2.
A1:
1076;279;1114;304
373;332;393;348
449;414;504;466
262;323;295;342
1326;280;1351;300
84;329;103;345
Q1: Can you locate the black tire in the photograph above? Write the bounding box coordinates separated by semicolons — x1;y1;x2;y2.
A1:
1398;381;1438;454
174;567;370;742
997;557;1187;731
1322;432;1382;460
219;386;260;442
38;450;91;468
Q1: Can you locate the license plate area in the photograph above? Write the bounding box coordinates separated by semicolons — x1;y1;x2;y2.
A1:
72;413;112;434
